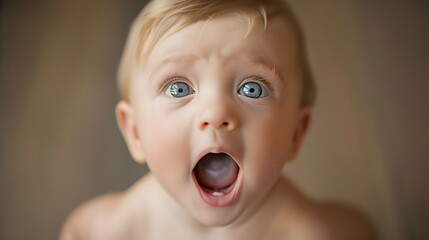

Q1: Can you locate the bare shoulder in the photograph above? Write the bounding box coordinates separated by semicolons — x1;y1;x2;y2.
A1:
59;192;128;240
315;201;378;240
59;176;153;240
273;178;378;240
279;201;378;240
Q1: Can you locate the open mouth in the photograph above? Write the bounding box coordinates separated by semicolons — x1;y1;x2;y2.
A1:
193;153;241;207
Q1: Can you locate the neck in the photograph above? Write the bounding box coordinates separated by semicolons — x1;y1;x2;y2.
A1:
148;174;298;239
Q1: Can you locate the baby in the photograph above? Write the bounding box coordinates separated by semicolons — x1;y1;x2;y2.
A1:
61;0;377;239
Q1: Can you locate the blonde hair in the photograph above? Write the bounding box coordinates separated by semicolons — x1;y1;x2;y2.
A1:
117;0;316;107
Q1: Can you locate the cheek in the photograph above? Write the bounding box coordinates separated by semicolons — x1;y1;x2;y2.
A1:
243;110;296;180
249;108;296;152
246;125;293;169
137;105;193;173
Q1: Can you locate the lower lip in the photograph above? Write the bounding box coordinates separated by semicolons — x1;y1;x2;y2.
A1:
192;171;242;207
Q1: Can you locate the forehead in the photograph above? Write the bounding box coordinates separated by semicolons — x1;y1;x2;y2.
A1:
142;15;300;74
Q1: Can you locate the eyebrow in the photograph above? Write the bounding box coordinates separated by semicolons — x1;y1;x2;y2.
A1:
245;55;285;82
148;53;198;78
156;53;198;68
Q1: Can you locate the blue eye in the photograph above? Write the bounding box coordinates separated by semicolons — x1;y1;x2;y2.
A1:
238;81;267;98
164;82;194;98
165;81;194;98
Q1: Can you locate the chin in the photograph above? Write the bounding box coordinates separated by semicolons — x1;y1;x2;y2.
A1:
192;209;241;228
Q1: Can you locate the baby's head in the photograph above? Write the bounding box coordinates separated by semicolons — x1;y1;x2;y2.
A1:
116;0;316;227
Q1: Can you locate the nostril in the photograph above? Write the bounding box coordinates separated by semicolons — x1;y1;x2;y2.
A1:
199;121;235;130
199;122;209;130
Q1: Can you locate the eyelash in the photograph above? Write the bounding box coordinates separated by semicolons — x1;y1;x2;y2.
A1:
160;73;191;92
241;75;274;93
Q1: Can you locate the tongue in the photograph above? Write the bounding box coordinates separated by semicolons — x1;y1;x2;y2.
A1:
194;153;239;191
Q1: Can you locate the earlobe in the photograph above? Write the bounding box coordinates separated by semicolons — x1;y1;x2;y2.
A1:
287;107;312;161
116;101;145;164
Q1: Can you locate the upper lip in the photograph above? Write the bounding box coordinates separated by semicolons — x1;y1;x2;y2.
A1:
193;146;240;170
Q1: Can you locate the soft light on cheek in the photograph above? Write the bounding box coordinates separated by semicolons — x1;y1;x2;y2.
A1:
140;105;193;155
139;102;197;185
141;110;192;181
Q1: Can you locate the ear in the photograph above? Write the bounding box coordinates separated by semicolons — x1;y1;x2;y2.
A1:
115;101;145;164
287;106;312;161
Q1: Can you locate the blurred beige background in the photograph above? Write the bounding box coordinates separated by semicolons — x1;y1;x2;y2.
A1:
1;0;428;240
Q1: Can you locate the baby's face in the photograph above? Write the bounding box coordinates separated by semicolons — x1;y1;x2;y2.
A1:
122;15;309;226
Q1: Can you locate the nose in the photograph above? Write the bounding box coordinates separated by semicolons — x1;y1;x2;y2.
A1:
197;97;239;131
